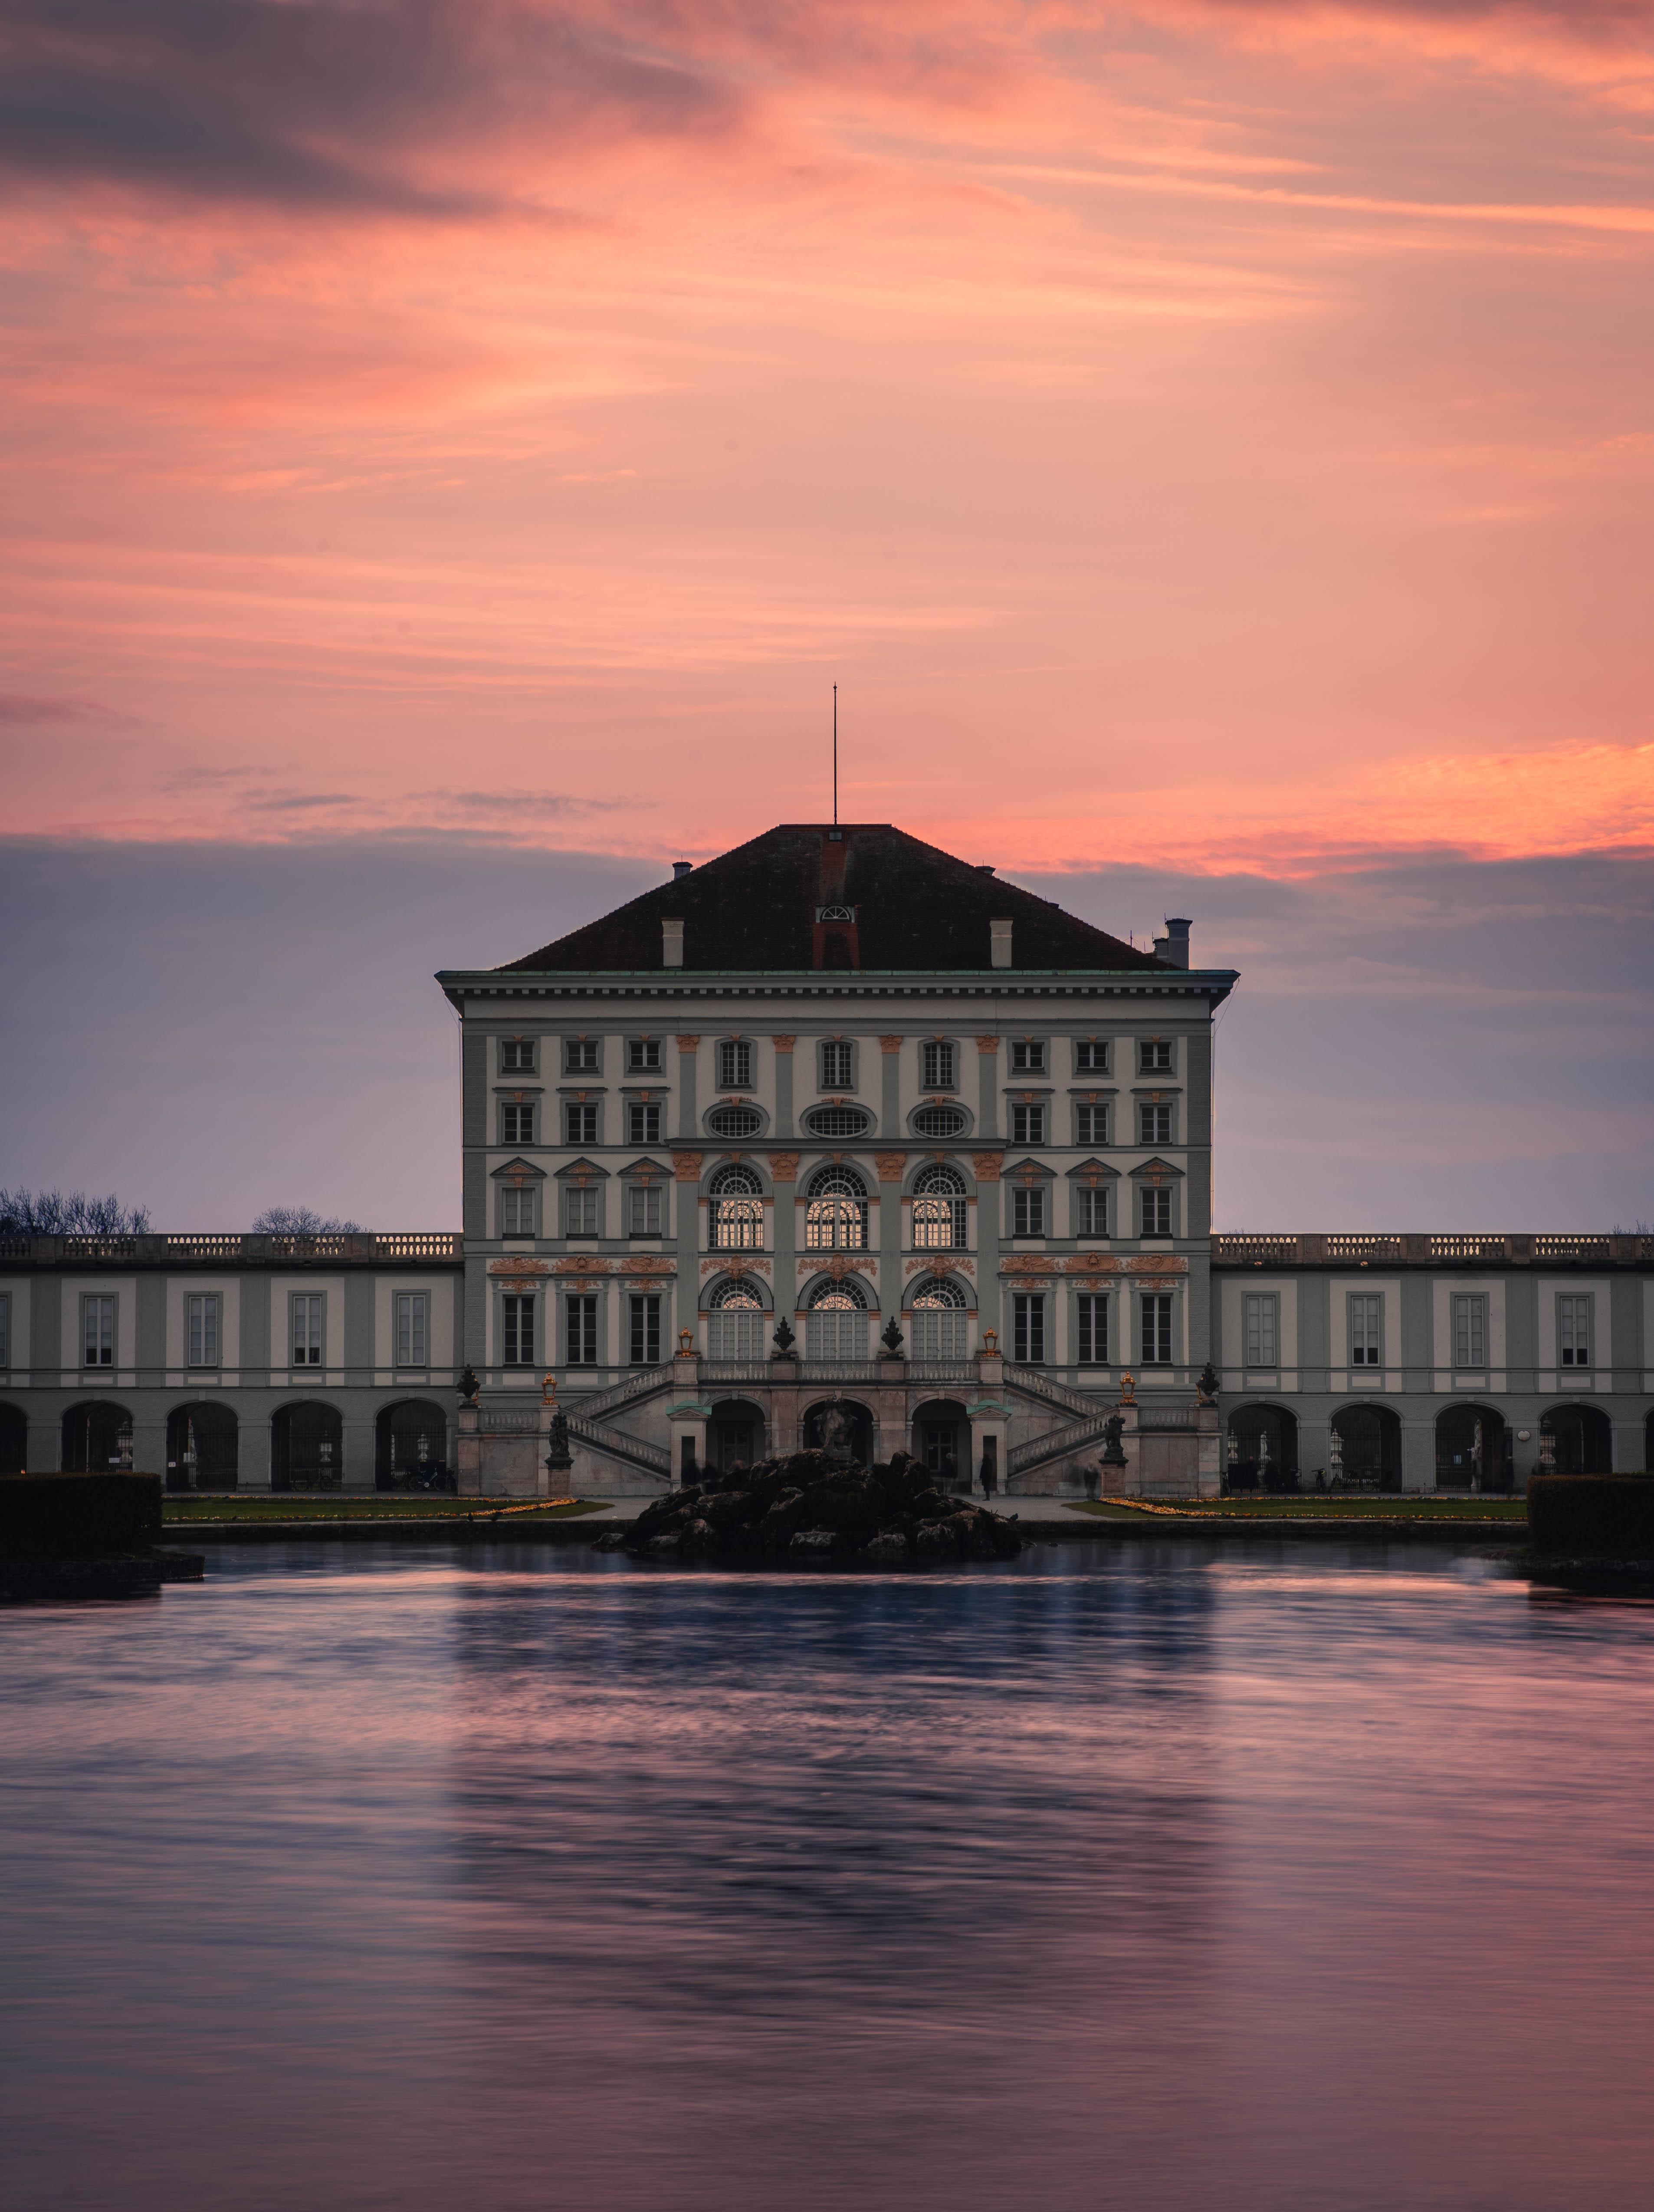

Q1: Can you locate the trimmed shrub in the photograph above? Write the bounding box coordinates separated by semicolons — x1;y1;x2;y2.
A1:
0;1474;163;1557
1527;1475;1654;1555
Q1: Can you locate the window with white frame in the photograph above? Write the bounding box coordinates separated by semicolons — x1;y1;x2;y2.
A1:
565;1295;599;1366
718;1039;753;1090
706;1278;766;1361
1452;1293;1487;1370
1012;1292;1045;1364
1139;1040;1172;1073
564;1038;600;1074
1559;1294;1592;1368
1075;1103;1108;1145
1076;1184;1109;1236
1076;1292;1108;1365
83;1295;115;1368
501;1102;535;1145
910;1277;968;1359
291;1293;323;1367
1012;1184;1047;1237
500;1038;536;1073
627;1038;662;1073
627;1101;661;1145
502;1294;535;1367
804;1166;868;1251
1349;1293;1382;1367
1140;1184;1172;1236
922;1040;956;1090
1075;1040;1109;1073
1141;1292;1173;1366
187;1293;220;1369
396;1292;428;1367
564;1184;600;1237
564;1102;597;1146
1243;1292;1278;1370
501;1183;535;1236
912;1164;967;1249
806;1277;868;1360
820;1039;853;1090
1009;1041;1046;1074
629;1294;661;1365
1010;1102;1046;1145
628;1182;663;1236
1139;1102;1172;1145
709;1165;764;1250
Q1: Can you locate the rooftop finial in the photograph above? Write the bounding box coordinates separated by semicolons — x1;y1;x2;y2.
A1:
832;683;838;827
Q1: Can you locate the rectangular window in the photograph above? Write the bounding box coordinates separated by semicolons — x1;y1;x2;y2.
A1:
627;1101;661;1145
502;1294;535;1368
187;1293;220;1369
1139;1040;1172;1073
1010;1103;1047;1146
1076;1292;1109;1365
291;1294;323;1367
820;1040;853;1090
922;1041;955;1089
1012;1292;1046;1364
0;1290;8;1368
1452;1294;1487;1371
910;1306;968;1359
718;1039;753;1090
1009;1040;1047;1074
1075;1040;1109;1073
627;1038;662;1073
564;1039;600;1074
564;1103;598;1146
1349;1293;1382;1368
501;1184;535;1236
1075;1103;1109;1146
1139;1103;1172;1146
629;1294;661;1365
1559;1295;1592;1369
501;1102;535;1146
565;1186;600;1237
1140;1185;1173;1236
1141;1293;1173;1365
628;1183;663;1236
708;1306;767;1360
83;1295;115;1368
807;1306;866;1361
395;1292;428;1367
1243;1292;1278;1370
1012;1186;1047;1237
500;1038;536;1074
565;1295;599;1366
1076;1184;1109;1236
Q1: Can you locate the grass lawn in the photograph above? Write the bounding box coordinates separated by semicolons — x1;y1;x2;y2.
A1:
161;1494;609;1522
1065;1495;1527;1522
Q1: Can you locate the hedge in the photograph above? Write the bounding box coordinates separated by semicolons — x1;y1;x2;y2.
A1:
0;1473;164;1556
1527;1475;1654;1555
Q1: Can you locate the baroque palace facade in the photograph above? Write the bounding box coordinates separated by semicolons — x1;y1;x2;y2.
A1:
3;823;1651;1494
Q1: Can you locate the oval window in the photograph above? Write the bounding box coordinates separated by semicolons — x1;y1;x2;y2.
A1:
912;1104;968;1138
804;1105;872;1139
707;1104;764;1139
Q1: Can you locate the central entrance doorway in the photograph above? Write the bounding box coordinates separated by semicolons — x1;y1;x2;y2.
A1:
708;1398;765;1472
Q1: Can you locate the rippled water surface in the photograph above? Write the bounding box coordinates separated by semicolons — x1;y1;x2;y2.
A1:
4;1539;1654;2212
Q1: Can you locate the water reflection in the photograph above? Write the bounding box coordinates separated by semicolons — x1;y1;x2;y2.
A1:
2;1540;1652;2212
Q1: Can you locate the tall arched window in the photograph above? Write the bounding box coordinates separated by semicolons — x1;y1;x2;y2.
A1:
706;1277;766;1361
805;1165;868;1251
909;1277;969;1360
912;1164;967;1250
807;1274;869;1359
708;1164;764;1251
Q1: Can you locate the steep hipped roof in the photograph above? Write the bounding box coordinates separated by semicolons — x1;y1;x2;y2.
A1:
497;824;1167;973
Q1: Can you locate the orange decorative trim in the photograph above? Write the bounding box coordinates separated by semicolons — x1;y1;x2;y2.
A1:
975;1036;1000;1054
700;1257;773;1276
767;1150;800;1182
879;1035;902;1054
676;1035;700;1052
874;1151;906;1182
488;1257;549;1277
772;1035;795;1052
1065;1253;1122;1274
554;1255;612;1274
618;1255;676;1276
972;1151;1004;1182
673;1151;703;1181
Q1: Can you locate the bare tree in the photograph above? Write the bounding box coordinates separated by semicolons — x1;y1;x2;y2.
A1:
0;1188;152;1236
251;1206;364;1234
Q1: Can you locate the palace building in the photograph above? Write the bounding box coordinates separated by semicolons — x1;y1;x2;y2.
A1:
3;822;1650;1493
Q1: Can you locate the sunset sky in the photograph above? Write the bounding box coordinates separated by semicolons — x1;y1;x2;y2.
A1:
3;1;1651;1224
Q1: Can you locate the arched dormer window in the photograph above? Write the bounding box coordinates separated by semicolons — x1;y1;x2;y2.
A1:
804;1164;868;1251
909;1275;969;1361
806;1272;869;1359
708;1163;764;1252
706;1275;766;1361
912;1164;967;1250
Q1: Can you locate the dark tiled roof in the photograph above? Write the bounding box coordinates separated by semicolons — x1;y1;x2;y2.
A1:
498;823;1166;973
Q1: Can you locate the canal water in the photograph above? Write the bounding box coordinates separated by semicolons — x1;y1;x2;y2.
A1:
3;1540;1652;2212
